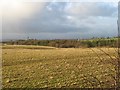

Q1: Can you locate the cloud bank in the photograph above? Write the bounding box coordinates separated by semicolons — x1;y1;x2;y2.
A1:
2;2;118;40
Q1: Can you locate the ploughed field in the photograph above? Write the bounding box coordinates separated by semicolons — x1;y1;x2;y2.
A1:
2;45;118;88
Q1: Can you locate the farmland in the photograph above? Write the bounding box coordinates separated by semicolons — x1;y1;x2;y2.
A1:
2;45;118;88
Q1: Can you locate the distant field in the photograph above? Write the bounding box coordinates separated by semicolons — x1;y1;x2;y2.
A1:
2;45;56;49
2;45;118;88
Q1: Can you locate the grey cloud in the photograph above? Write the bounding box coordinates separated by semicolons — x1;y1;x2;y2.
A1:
2;2;118;40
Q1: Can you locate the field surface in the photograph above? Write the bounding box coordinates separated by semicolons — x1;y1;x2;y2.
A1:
2;45;118;88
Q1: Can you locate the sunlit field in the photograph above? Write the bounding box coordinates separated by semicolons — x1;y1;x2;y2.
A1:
2;45;118;88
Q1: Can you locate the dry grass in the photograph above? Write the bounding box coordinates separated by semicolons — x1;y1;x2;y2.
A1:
2;45;118;88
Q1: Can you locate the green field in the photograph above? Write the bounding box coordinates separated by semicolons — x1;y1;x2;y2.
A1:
2;45;118;88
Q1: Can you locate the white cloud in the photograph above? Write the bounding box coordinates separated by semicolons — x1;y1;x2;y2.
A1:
65;2;117;17
2;2;46;21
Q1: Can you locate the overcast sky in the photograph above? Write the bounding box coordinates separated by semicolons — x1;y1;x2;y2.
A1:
2;2;118;40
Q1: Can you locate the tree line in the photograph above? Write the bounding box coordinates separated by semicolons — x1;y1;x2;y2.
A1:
2;37;118;48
